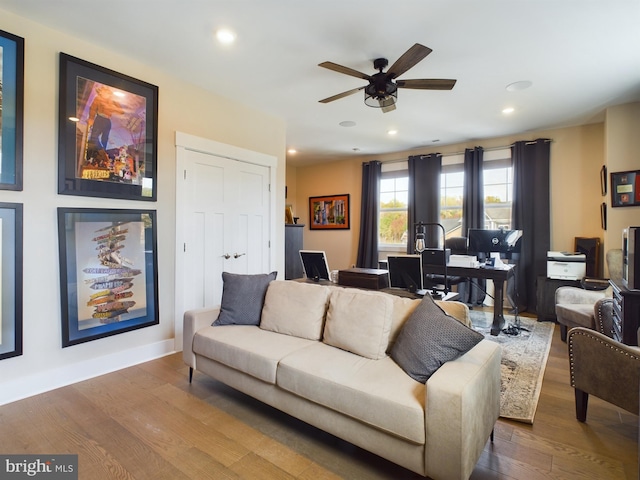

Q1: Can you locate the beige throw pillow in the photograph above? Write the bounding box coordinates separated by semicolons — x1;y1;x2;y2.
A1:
260;281;330;340
322;288;394;360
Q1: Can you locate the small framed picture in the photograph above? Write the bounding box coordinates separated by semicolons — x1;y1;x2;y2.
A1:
610;170;640;207
309;194;350;230
58;53;158;201
57;208;159;347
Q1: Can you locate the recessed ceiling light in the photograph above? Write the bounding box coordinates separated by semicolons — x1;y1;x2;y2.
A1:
339;120;356;127
287;148;297;154
215;28;236;45
506;81;532;92
502;107;515;114
387;129;398;135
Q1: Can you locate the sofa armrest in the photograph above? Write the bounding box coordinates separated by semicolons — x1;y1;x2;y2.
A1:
424;339;501;480
182;307;221;368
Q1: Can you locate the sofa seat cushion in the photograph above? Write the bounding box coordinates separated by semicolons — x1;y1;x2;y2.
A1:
277;342;426;444
193;325;315;384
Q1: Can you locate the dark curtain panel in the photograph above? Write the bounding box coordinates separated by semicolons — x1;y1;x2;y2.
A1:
356;160;382;268
407;154;442;253
459;147;486;305
511;138;551;313
462;147;484;235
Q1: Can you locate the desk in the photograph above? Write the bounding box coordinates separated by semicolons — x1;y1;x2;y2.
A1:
422;263;516;335
294;277;460;302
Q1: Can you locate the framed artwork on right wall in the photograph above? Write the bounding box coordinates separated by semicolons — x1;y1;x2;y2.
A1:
611;170;640;207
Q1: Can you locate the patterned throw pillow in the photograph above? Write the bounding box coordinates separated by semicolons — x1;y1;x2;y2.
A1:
390;294;483;383
213;271;277;326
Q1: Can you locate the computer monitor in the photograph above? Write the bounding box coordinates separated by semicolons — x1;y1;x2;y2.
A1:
299;250;331;281
467;228;523;260
387;255;424;293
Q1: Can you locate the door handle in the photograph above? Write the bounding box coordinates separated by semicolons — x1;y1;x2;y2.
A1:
234;253;246;259
222;254;231;259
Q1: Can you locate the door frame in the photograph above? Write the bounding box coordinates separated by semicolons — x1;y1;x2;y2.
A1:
174;132;277;349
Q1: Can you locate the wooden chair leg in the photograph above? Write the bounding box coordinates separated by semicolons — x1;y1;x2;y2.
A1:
575;388;589;422
560;324;568;342
189;367;194;384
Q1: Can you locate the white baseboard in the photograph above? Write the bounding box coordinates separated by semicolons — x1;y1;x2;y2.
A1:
0;340;176;406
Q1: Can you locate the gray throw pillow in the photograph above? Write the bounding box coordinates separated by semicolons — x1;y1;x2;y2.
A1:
390;294;483;383
213;271;277;326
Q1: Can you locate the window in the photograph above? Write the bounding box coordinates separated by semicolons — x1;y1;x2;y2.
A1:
379;172;408;249
440;166;464;237
483;159;513;229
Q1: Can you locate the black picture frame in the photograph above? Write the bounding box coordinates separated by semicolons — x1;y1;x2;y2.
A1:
600;165;607;196
0;30;24;191
0;202;23;360
57;208;159;347
610;170;640;207
309;194;350;230
58;53;158;201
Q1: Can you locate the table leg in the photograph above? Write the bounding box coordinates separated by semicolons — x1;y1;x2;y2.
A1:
490;279;506;336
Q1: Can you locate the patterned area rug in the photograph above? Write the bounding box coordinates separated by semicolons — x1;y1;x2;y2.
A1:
469;310;555;424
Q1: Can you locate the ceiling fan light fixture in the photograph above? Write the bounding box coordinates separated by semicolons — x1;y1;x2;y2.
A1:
364;84;397;109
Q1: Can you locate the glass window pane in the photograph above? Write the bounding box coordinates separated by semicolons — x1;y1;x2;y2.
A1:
379;211;407;244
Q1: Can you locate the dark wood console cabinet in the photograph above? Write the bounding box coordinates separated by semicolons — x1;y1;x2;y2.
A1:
284;224;304;279
611;280;640;346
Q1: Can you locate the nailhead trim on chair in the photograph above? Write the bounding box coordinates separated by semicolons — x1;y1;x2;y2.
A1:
595;299;614;338
567;329;640;387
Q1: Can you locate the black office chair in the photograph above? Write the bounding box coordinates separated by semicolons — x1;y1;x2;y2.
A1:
423;236;468;293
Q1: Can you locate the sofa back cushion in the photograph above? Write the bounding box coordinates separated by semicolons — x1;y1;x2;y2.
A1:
260;281;330;340
322;288;393;360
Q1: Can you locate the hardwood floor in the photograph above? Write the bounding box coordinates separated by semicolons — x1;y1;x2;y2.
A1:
0;319;636;479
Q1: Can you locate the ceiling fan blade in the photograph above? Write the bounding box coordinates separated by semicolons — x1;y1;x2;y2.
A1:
396;79;457;90
319;86;365;103
387;43;432;79
318;61;371;80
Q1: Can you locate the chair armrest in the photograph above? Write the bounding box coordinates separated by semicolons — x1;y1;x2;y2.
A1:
555;286;609;305
594;298;615;337
568;327;640;415
182;307;221;368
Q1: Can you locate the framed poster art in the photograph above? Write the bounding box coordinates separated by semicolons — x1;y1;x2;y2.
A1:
57;208;159;347
309;194;350;230
0;202;23;360
611;170;640;207
0;30;24;191
58;53;158;201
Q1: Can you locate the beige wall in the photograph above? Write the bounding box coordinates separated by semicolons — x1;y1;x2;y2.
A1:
604;102;640;255
0;9;286;404
291;122;611;271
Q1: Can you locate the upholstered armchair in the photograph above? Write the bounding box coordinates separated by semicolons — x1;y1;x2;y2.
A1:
555;248;623;341
568;326;640;422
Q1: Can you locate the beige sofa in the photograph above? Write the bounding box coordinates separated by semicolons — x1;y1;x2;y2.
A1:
183;280;501;480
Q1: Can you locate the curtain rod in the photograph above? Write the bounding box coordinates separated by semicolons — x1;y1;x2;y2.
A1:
380;139;552;165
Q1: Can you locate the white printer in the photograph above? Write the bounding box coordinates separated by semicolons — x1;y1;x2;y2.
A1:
547;251;586;280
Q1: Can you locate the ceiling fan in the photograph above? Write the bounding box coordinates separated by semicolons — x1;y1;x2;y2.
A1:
318;43;456;113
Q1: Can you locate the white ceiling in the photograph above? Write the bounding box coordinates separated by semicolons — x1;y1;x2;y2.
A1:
2;0;640;166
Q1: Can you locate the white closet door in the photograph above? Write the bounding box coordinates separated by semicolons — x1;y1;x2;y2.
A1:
181;150;271;312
